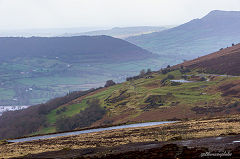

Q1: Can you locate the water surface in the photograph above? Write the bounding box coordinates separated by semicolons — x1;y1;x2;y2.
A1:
8;121;176;143
170;79;193;83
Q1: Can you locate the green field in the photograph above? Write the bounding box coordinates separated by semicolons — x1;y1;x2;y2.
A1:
0;56;178;105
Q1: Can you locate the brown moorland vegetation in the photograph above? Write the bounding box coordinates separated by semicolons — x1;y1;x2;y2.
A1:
1;114;240;158
175;43;240;75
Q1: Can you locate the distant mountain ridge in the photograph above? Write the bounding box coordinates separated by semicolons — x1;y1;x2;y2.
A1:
126;10;240;60
62;26;169;39
0;35;155;62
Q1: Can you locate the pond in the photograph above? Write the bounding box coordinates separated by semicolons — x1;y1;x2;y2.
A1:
170;79;193;83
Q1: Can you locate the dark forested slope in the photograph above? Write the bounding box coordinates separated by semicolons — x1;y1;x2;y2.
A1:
0;35;154;62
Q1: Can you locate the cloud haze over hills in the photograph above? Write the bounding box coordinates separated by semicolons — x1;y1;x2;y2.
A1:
0;0;239;30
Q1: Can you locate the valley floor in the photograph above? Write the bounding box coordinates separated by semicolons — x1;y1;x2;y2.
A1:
1;114;240;158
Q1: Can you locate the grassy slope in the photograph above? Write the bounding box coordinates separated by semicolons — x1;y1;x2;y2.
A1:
35;69;240;135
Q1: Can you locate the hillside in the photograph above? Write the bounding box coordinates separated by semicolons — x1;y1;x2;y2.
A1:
61;26;168;39
175;43;240;75
0;35;154;62
0;44;239;140
0;35;167;106
126;10;240;60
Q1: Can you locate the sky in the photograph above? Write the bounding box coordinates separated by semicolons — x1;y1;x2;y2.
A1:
0;0;240;30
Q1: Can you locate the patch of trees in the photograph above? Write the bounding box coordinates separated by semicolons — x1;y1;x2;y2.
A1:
126;68;152;81
0;106;46;139
161;65;191;75
56;99;106;132
37;88;98;115
126;76;141;81
126;65;183;82
160;67;172;74
104;80;116;87
179;66;191;74
0;88;101;139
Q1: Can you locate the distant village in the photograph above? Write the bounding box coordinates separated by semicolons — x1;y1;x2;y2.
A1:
0;105;29;116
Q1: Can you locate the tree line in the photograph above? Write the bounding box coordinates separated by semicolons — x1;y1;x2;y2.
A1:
0;88;100;139
56;98;106;132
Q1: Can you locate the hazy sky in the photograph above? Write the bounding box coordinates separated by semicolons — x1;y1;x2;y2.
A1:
0;0;240;30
